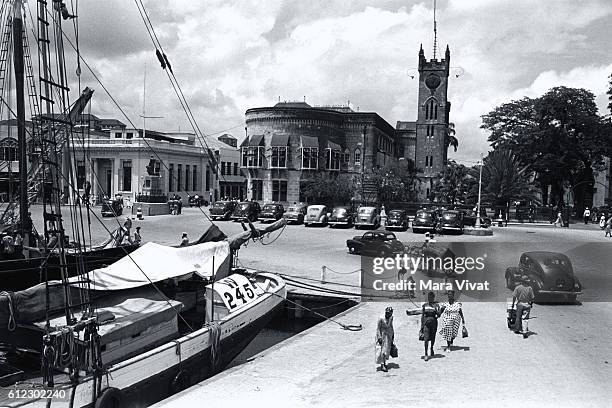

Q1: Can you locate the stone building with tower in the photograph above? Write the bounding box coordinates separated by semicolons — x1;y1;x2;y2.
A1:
241;44;452;204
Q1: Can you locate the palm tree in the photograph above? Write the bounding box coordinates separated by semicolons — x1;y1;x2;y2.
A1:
445;122;458;153
470;150;539;207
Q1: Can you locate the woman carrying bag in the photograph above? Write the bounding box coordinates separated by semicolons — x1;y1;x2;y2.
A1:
420;291;441;361
439;290;466;351
375;306;395;372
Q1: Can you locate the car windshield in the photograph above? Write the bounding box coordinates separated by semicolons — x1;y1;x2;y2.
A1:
308;207;323;214
237;203;250;211
263;205;277;211
544;257;568;267
212;202;227;209
383;233;396;240
359;208;373;214
389;210;403;216
443;213;457;220
287;206;298;212
333;208;347;215
417;211;432;219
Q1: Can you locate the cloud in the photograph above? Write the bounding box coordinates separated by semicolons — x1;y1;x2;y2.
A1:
19;1;611;162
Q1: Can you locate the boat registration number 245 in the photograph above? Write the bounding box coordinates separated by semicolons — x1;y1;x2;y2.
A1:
213;274;265;311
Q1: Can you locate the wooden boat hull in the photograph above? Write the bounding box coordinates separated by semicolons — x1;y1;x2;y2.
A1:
1;272;286;408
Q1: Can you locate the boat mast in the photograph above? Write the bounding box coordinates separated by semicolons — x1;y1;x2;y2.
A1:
12;0;29;247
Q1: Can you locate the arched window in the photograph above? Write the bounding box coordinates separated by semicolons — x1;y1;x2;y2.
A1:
425;104;430;119
0;138;17;161
434;104;438;119
354;148;361;165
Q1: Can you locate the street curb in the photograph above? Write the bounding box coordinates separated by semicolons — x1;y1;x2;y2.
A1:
464;227;493;236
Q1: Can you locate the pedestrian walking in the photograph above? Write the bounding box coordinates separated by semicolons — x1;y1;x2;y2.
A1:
438;290;465;351
511;275;534;334
180;232;189;246
123;217;132;243
375;306;395;372
583;207;590;224
420;291;440;361
606;217;612;237
134;226;142;245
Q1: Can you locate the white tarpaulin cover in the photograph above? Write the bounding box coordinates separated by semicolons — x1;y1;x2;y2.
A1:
72;241;230;291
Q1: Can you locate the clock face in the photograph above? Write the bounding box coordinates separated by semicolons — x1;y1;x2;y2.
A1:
425;73;441;90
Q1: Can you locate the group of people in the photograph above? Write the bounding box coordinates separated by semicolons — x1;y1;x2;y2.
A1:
375;290;467;371
169;194;183;215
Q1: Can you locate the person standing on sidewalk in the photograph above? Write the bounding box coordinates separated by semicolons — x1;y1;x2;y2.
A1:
511;275;535;334
180;232;189;246
439;290;465;351
134;226;142;245
375;307;394;372
583;207;591;224
420;292;440;361
605;217;612;237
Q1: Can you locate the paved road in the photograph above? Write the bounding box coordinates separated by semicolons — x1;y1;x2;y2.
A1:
30;205;612;303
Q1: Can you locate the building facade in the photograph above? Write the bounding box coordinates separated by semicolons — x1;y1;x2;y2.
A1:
242;102;399;204
241;45;452;204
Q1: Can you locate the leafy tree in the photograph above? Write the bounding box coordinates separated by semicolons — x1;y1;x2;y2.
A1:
299;173;355;206
481;86;609;211
431;160;472;204
468;150;539;208
369;161;420;204
445;122;458;154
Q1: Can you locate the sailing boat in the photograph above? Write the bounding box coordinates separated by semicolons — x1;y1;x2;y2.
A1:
0;1;139;291
0;220;287;407
0;1;288;406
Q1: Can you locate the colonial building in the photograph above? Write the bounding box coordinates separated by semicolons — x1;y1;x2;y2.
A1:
241;45;452;204
242;102;399;203
69;117;219;205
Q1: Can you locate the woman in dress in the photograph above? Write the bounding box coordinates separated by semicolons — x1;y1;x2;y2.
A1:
375;306;394;372
421;291;440;361
438;290;465;351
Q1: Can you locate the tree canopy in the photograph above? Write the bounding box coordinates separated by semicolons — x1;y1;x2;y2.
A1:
481;86;610;208
431;160;473;204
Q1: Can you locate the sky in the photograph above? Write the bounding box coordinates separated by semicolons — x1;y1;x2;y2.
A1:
23;0;612;164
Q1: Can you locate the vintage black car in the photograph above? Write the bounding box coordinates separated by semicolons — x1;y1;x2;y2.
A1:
260;203;285;223
188;194;207;207
283;203;308;224
440;210;465;233
505;251;582;302
463;209;492;228
101;198;123;217
412;209;437;233
328;206;355;227
385;209;410;231
232;201;261;222
346;231;405;257
209;200;237;221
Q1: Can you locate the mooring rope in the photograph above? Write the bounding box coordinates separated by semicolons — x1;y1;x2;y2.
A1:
0;291;16;331
268;292;362;331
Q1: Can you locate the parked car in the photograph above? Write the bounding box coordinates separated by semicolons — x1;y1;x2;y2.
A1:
385;209;410;231
412;209;437;233
283;203;308;224
231;201;261;222
354;206;381;229
463;209;492;228
259;203;285;223
188;194;207;207
304;205;330;227
101;198;123;217
440;210;465;233
346;231;405;257
505;251;582;303
328;206;355;227
209;200;237;221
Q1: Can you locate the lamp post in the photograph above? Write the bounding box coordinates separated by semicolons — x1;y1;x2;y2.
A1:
475;153;483;228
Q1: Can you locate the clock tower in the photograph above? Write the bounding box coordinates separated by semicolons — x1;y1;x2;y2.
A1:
415;43;451;198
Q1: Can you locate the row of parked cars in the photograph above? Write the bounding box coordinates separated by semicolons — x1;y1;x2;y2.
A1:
208;201;491;233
